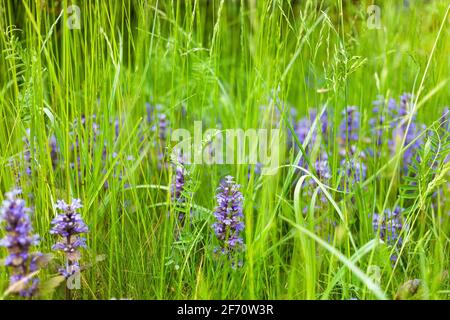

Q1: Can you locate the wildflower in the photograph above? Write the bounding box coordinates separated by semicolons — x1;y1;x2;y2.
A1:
50;199;88;278
293;108;329;171
339;106;360;146
340;157;367;184
293;108;328;149
372;206;404;262
158;113;168;140
314;153;332;181
388;94;425;172
309;108;329;138
212;176;245;258
294;116;311;146
441;107;449;132
0;189;41;297
171;165;185;204
146;102;153;124
336;107;366;186
391;122;424;171
171;161;187;222
370;97;386;147
302;153;331;212
49;135;59;169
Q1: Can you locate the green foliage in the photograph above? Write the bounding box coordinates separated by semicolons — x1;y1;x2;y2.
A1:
0;0;448;300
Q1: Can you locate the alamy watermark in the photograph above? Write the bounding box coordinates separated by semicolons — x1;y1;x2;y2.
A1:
67;271;81;290
66;5;81;30
367;5;382;30
170;122;280;175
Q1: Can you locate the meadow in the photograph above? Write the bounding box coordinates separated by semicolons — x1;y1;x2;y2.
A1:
0;0;449;300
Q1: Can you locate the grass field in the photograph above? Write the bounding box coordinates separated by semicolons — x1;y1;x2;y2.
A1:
0;0;449;300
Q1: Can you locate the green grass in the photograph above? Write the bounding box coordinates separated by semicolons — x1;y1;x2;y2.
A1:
0;0;449;300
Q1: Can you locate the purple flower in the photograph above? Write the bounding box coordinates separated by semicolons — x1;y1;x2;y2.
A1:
314;153;332;181
171;159;188;222
372;206;404;262
292;108;329;171
299;153;332;211
171;165;185;203
212;176;245;258
294;117;311;146
49;135;59;169
146;102;153;124
58;261;80;279
0;189;41;297
50;199;88;278
370;98;386;147
293;108;328;149
340;157;367;184
369;93;426;173
158;113;169;165
339;106;360;146
387;93;425;172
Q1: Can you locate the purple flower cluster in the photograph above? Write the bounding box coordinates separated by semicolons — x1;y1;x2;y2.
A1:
340;156;367;184
171;160;187;222
50;199;88;278
143;102;170;168
372;206;404;262
158;113;169;167
305;153;332;209
70;114;100;178
371;93;425;173
293;108;328;149
291;109;333;212
338;107;367;186
171;165;185;203
339;106;360;146
0;189;41;297
292;108;330;178
212;176;245;257
314;153;332;181
49;135;59;169
370;96;386;147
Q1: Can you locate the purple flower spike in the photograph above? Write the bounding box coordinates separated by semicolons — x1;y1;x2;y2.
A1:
50;199;88;278
315;153;332;181
212;176;245;260
340;158;367;184
157;113;169;167
171;165;186;204
293;108;328;149
49;135;59;169
372;206;405;263
0;189;41;297
146;102;152;124
170;158;188;223
387;93;424;172
339;106;360;146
